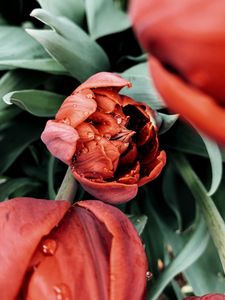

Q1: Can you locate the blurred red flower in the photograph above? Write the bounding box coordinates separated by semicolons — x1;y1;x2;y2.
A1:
185;294;225;300
0;197;148;299
130;0;225;145
41;72;166;203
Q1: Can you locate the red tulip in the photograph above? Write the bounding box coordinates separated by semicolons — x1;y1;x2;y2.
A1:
185;294;225;300
0;197;148;299
41;72;166;203
130;0;225;145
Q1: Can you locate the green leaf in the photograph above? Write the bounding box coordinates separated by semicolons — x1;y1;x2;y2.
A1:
0;119;43;173
3;89;65;117
127;214;148;235
0;177;41;201
121;63;165;110
0;25;65;74
27;9;110;81
199;134;223;196
158;113;179;135
85;0;130;39
0;69;50;110
37;0;85;25
147;213;209;300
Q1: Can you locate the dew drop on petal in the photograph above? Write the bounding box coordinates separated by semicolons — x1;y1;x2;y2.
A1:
83;111;89;117
87;93;93;99
104;134;111;140
146;271;152;281
73;104;77;108
87;132;94;138
114;115;122;124
42;239;57;256
62;118;70;125
82;147;88;153
53;283;71;300
96;136;101;141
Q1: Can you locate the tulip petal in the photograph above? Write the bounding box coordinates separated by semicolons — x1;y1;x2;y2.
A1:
78;200;148;300
72;171;138;203
76;122;99;142
150;56;225;145
0;197;70;300
56;90;97;128
75;72;132;92
138;150;167;186
25;200;147;300
130;0;225;103
41;120;79;164
94;88;122;113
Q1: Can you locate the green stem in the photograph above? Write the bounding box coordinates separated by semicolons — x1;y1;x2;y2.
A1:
55;167;77;203
172;152;225;273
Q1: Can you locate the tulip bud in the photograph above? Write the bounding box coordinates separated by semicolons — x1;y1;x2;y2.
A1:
130;0;225;145
41;72;166;203
0;197;148;299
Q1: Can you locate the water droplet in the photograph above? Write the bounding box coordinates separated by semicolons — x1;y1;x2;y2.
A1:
82;147;88;153
83;111;89;117
62;118;70;125
146;271;152;281
73;104;77;108
87;93;93;99
95;136;101;141
53;283;71;300
87;132;94;138
42;239;57;256
115;115;122;124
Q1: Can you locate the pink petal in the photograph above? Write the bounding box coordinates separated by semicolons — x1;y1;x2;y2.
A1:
56;90;97;128
75;72;132;93
41;120;79;164
0;197;70;300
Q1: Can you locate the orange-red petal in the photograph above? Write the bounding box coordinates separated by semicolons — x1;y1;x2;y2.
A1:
185;295;225;300
138;150;167;186
41;120;79;164
56;90;97;128
24;200;147;300
75;72;132;93
0;198;70;300
72;171;138;204
150;56;225;146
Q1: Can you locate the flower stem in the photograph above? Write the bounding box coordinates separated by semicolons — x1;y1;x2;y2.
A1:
55;167;77;203
172;152;225;273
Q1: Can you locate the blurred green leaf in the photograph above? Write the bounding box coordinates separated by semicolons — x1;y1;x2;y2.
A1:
0;118;43;173
127;214;148;235
158;113;179;135
0;25;65;74
121;63;165;110
147;212;209;300
85;0;130;39
37;0;85;24
0;69;49;110
0;177;41;201
27;9;110;81
3;89;65;117
0;106;21;123
199;134;223;196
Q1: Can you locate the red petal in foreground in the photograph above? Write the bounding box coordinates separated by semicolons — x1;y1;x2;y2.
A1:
41;120;79;164
185;294;225;300
0;198;70;300
150;56;225;146
24;200;147;300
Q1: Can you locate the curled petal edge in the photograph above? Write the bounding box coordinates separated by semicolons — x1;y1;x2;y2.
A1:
71;170;138;204
41;120;79;164
149;56;225;146
75;72;132;93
